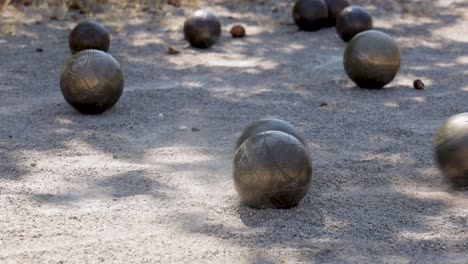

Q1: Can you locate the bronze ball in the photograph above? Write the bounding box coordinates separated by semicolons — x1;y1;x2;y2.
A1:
69;21;110;54
60;49;124;115
434;113;468;189
233;131;313;209
336;5;372;42
293;0;328;31
236;118;307;150
323;0;350;27
343;30;401;89
184;10;222;49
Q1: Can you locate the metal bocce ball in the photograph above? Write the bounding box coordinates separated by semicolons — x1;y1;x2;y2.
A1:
324;0;350;27
336;5;372;42
183;10;222;49
434;113;468;189
60;49;124;114
236;118;307;150
293;0;329;31
69;21;110;54
233;131;313;209
343;30;401;89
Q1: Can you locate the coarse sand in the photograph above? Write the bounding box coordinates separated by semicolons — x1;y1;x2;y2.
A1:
0;0;467;263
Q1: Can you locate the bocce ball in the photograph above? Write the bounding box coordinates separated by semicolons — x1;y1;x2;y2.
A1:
236;118;307;150
324;0;350;27
233;131;313;209
293;0;328;31
69;21;110;54
343;30;400;89
434;113;468;189
336;5;372;42
60;49;124;114
184;10;221;49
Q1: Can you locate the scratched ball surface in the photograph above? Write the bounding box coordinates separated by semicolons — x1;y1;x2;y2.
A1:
60;49;124;114
184;9;221;49
236;118;307;150
293;0;329;31
233;131;313;209
69;21;110;54
434;113;468;189
343;30;400;89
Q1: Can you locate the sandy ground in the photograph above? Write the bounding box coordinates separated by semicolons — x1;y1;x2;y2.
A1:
0;0;467;263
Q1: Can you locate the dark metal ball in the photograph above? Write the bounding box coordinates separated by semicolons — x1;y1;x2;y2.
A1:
183;10;221;49
336;5;372;42
69;21;110;54
233;131;313;209
434;113;468;189
60;49;124;115
293;0;329;31
323;0;350;27
343;30;401;89
236;118;307;150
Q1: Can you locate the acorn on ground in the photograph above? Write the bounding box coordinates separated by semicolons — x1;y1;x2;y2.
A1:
230;25;246;38
413;79;425;90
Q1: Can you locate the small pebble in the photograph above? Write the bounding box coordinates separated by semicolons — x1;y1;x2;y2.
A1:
36;48;43;52
167;47;180;55
158;113;164;118
191;127;200;132
113;155;118;159
30;162;36;167
320;102;328;107
413;79;425;90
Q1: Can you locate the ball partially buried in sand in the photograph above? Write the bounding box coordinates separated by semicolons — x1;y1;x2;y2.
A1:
69;21;110;54
184;10;222;49
293;0;329;31
60;49;124;114
434;113;468;189
336;5;373;42
343;30;400;89
233;131;313;209
236;118;307;150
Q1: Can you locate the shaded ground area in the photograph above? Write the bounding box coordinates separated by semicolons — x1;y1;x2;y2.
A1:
0;0;467;263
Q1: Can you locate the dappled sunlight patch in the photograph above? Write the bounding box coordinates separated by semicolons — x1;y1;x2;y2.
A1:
52;128;72;134
384;102;400;108
394;74;433;89
168;52;279;71
360;151;417;165
181;81;203;88
55;117;74;125
455;56;468;64
127;31;165;46
410;96;427;103
279;42;305;54
145;146;220;164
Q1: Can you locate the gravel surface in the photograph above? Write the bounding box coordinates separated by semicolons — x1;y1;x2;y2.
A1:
0;0;467;263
